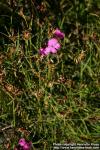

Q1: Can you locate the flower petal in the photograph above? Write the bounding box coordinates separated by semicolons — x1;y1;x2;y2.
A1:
54;29;65;39
54;42;61;50
48;38;58;47
39;48;45;55
44;47;51;55
18;138;26;147
49;47;57;53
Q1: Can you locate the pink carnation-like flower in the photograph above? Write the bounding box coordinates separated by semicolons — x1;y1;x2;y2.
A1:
18;138;32;150
39;48;46;55
39;46;57;56
47;38;61;50
18;138;26;147
39;38;61;56
39;47;51;55
24;142;32;150
53;29;65;39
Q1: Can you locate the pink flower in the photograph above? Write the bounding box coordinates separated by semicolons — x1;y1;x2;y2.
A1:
39;46;57;56
39;47;50;56
39;48;46;55
23;142;32;150
48;47;57;53
47;38;61;50
18;138;32;150
39;38;61;56
18;138;26;147
53;29;65;39
44;47;51;55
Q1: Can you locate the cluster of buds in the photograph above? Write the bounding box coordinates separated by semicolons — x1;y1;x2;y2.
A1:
39;28;65;56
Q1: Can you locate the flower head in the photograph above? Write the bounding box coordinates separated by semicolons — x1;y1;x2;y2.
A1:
18;138;32;150
18;138;26;147
47;38;60;50
39;38;61;56
53;29;65;39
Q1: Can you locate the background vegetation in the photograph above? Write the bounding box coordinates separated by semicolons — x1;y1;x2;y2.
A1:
0;0;100;149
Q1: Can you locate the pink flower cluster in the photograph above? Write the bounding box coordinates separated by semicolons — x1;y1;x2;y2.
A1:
14;138;32;150
39;28;65;56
